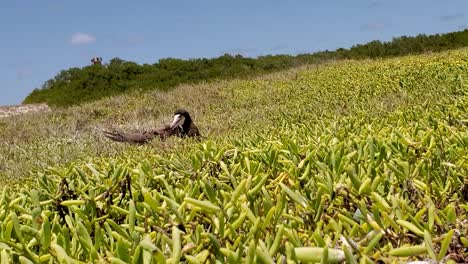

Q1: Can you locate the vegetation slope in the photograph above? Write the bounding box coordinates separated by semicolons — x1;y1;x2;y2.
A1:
23;29;468;107
1;49;468;263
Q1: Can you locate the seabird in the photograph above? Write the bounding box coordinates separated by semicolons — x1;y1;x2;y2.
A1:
103;109;201;144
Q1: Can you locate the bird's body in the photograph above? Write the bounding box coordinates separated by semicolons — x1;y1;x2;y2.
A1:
103;127;169;144
103;109;201;144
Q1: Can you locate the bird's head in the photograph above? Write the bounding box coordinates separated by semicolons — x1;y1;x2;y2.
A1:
170;109;191;130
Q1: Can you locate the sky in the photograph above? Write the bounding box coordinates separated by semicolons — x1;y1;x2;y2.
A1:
0;1;467;106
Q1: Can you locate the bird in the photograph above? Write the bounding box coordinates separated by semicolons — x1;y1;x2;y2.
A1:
103;109;201;144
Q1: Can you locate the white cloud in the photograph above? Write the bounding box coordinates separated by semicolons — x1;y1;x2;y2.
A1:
70;32;96;45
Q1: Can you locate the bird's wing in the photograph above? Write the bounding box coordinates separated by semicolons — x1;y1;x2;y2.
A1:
103;131;155;144
187;123;202;138
151;125;178;139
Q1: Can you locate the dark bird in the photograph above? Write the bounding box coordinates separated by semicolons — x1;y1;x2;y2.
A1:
103;109;201;144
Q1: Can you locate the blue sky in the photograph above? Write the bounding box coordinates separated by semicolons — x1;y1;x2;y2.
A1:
1;1;466;106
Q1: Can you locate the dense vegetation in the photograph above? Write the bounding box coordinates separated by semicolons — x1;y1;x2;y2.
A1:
1;49;467;262
23;29;468;107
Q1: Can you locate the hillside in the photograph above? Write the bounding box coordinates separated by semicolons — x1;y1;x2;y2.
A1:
0;49;467;262
23;29;468;107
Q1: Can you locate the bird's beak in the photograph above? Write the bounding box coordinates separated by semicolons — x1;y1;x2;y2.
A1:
170;114;184;129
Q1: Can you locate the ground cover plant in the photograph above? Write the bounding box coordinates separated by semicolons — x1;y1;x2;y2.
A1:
0;49;467;263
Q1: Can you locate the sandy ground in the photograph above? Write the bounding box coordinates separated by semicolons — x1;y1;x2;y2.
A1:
0;103;51;119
